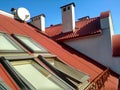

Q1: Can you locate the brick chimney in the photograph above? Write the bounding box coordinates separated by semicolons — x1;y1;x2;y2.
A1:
60;3;75;33
30;14;45;32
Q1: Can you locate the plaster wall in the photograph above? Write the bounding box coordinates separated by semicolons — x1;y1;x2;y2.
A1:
64;15;120;74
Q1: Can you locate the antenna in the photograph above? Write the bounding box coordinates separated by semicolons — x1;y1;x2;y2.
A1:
17;7;30;21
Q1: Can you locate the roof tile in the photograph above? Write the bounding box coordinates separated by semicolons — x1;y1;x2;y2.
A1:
46;17;101;41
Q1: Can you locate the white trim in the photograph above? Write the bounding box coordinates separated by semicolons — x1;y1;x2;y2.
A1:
0;10;14;18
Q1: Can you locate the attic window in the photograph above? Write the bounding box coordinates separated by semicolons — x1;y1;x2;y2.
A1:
38;55;86;89
0;56;73;90
12;34;48;53
11;59;63;90
0;32;24;53
44;56;90;83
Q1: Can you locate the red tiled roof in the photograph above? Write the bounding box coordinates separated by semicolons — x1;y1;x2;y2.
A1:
0;14;118;89
100;11;110;19
45;24;62;37
0;14;103;81
46;17;101;41
112;34;120;56
0;64;20;90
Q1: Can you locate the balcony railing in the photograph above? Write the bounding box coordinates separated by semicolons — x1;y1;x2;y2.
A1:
85;68;110;90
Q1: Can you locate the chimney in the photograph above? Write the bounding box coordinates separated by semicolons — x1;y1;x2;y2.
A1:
60;3;75;33
30;14;45;32
100;11;114;36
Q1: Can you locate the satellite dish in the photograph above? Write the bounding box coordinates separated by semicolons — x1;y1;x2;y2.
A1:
17;7;30;21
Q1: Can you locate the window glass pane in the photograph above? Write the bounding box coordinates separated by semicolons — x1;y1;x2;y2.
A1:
13;63;62;90
0;33;24;53
16;35;48;52
0;35;17;50
18;36;41;51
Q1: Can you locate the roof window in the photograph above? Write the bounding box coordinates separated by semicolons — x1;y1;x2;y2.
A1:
0;57;73;90
0;32;24;53
12;34;48;53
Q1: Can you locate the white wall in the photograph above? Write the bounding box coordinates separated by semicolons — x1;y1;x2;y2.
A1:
63;14;120;75
64;31;120;74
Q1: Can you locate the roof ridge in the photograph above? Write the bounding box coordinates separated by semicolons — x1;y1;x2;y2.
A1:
46;24;62;29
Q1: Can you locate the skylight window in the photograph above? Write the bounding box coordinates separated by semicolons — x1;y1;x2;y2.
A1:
0;56;76;90
42;56;90;82
38;55;90;90
0;32;24;53
14;63;62;90
10;59;73;90
12;34;48;53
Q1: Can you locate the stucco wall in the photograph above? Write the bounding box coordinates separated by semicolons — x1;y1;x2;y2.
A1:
64;30;120;74
63;13;120;75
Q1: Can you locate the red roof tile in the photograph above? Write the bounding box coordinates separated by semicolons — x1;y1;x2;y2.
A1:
112;34;120;56
46;17;101;41
100;11;110;19
104;75;118;90
45;24;62;37
0;14;118;89
0;64;20;90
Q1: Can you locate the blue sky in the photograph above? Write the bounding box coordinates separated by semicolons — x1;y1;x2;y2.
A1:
0;0;120;34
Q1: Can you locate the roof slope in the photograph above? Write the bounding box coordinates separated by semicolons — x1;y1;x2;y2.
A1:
0;14;103;81
0;14;119;89
46;17;101;41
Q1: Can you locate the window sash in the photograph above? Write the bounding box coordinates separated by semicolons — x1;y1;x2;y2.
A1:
10;59;73;90
0;57;74;90
12;34;48;53
0;33;24;53
13;63;62;90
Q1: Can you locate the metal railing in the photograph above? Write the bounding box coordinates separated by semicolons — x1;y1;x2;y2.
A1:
85;68;110;90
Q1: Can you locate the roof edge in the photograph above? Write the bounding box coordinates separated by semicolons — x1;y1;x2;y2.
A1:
0;10;14;18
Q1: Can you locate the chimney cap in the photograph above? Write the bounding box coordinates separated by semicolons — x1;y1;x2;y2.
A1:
39;14;46;17
60;2;75;8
